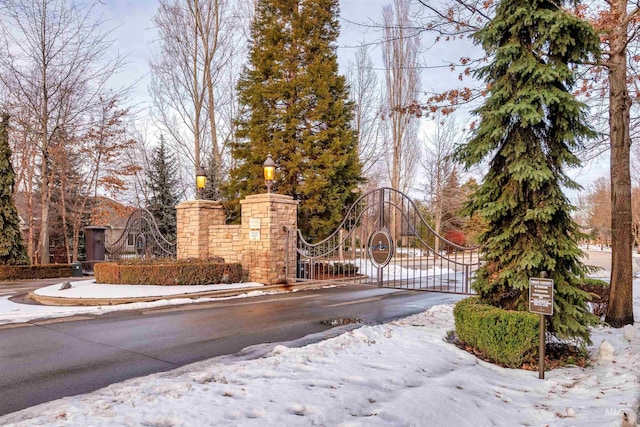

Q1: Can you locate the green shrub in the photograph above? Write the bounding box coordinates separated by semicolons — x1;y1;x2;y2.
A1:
328;262;359;275
454;297;539;368
314;262;359;276
95;258;242;286
0;264;73;280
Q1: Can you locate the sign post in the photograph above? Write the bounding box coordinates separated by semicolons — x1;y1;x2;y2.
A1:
368;229;394;287
529;276;554;379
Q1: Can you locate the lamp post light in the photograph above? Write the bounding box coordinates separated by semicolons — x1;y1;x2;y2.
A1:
263;154;276;193
196;165;207;199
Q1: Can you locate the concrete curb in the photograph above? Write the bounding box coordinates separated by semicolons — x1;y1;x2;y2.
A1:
28;281;341;306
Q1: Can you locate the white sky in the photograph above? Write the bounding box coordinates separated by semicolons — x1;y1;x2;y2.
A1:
0;274;637;425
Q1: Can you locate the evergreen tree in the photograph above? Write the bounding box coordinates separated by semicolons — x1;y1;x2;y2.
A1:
229;0;362;241
202;155;221;201
0;113;29;265
455;0;599;343
146;136;181;241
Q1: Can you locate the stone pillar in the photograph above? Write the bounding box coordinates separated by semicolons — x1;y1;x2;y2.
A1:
176;200;225;260
240;193;298;285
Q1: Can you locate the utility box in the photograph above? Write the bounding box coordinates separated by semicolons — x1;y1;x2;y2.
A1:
71;262;83;277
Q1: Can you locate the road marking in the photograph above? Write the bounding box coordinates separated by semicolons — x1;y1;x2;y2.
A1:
325;296;385;307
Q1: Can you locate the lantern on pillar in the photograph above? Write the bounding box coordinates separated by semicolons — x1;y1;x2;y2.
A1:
263;154;276;193
196;165;207;199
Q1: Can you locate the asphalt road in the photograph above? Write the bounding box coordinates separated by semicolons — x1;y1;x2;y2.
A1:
0;284;462;416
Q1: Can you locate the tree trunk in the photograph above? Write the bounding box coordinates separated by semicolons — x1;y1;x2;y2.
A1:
59;180;70;264
606;0;635;327
204;0;222;197
38;158;51;264
434;206;441;254
27;181;34;263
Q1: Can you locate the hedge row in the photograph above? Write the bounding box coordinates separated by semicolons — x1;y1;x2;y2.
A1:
0;264;73;281
94;259;243;286
454;297;539;368
315;262;359;275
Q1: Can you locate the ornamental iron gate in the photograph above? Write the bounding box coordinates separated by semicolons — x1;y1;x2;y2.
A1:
286;187;480;294
105;208;176;260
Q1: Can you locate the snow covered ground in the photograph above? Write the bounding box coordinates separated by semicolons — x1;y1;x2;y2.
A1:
0;278;637;426
34;280;265;299
0;281;268;325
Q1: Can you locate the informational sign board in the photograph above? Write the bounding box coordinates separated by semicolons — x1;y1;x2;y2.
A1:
135;234;146;256
249;231;260;241
529;277;554;316
249;218;261;229
368;229;394;267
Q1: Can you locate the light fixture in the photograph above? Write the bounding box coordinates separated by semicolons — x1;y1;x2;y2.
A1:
196;165;207;198
263;154;276;193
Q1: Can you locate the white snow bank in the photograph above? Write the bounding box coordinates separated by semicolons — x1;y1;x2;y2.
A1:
34;280;264;299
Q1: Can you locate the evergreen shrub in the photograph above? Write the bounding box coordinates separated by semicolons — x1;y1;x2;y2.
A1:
0;113;29;265
94;258;242;286
0;264;73;280
454;297;539;368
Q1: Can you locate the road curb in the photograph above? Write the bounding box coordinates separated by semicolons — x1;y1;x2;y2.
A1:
27;281;343;306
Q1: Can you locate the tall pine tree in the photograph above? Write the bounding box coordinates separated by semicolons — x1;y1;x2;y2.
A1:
202;155;221;201
229;0;362;241
455;0;599;343
146;136;181;241
0;113;29;265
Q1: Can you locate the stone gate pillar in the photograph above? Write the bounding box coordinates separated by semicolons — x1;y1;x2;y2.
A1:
176;200;225;259
240;193;298;285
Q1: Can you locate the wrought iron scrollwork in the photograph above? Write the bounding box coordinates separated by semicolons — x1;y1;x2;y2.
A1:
105;208;176;260
286;187;481;294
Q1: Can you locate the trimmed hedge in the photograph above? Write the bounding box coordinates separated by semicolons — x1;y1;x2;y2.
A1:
94;258;243;286
0;264;73;281
454;297;539;368
315;262;359;276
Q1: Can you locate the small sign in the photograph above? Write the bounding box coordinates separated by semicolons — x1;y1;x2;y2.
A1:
529;277;554;316
135;234;146;256
249;218;261;229
249;230;260;241
368;229;394;267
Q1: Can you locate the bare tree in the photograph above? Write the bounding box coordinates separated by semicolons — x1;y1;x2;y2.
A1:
5;102;39;260
150;0;241;197
381;0;422;194
122;124;156;208
346;44;384;179
585;177;612;247
0;0;125;264
65;94;138;261
422;113;465;252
